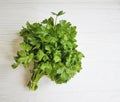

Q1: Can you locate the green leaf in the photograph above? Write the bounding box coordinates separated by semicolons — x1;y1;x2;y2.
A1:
33;44;40;50
17;50;26;57
57;68;64;74
28;53;34;63
40;62;52;73
51;11;65;16
20;42;32;52
61;72;68;81
17;57;27;63
42;19;48;24
11;63;19;69
43;55;49;61
45;45;51;51
54;56;61;63
57;10;65;16
36;50;44;61
47;36;57;43
78;52;85;58
26;21;31;28
51;12;57;15
48;17;54;25
54;51;61;63
30;38;39;45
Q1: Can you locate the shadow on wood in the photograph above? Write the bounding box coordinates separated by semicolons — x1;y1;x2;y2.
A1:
11;34;33;90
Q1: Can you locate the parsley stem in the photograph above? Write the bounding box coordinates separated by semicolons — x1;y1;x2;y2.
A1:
55;16;58;25
27;70;44;90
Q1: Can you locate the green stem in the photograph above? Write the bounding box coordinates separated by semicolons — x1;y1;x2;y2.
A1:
55;16;58;25
27;71;44;90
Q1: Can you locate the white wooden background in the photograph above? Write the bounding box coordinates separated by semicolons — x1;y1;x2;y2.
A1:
0;0;120;102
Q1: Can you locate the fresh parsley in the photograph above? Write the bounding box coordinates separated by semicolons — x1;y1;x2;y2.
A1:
12;11;84;91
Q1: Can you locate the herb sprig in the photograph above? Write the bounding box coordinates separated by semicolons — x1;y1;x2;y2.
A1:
12;11;84;90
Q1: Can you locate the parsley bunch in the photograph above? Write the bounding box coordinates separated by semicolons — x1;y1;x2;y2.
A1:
12;11;84;90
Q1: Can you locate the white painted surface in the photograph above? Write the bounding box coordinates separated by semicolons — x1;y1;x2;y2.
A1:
0;0;120;102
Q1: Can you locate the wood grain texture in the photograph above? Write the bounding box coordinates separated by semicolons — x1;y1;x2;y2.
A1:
0;0;120;102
